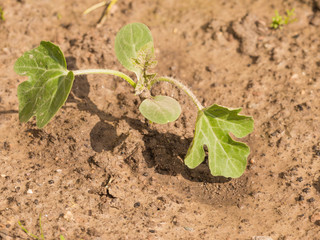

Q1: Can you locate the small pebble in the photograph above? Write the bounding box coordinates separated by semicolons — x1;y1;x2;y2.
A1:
296;195;304;201
291;73;299;80
64;211;74;221
134;202;141;208
308;198;315;203
302;188;310;193
48;180;54;184
296;177;303;182
184;226;193;231
27;189;33;194
205;66;212;72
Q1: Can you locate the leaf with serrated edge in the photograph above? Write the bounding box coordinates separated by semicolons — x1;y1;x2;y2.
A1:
115;23;154;74
139;95;181;124
184;104;254;178
14;41;74;128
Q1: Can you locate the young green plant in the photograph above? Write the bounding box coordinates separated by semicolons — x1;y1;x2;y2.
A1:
14;23;254;178
19;215;68;240
0;6;5;21
271;8;297;29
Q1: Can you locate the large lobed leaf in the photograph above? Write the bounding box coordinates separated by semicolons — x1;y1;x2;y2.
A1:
115;22;154;74
185;104;254;178
14;41;74;128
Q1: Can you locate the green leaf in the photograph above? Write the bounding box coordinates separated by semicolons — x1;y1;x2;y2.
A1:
185;104;254;178
14;41;74;128
139;95;181;124
115;23;154;73
0;7;5;21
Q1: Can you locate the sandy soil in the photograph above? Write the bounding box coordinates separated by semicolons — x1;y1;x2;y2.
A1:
1;0;320;239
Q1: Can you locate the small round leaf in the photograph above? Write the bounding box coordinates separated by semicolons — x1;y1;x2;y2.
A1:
115;23;154;74
139;95;181;124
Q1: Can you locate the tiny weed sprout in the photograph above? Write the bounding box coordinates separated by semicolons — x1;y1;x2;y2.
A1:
18;215;73;240
19;215;45;240
271;8;297;29
0;6;5;21
83;0;119;27
14;23;254;178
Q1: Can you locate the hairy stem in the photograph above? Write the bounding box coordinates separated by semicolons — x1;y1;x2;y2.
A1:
151;77;204;111
73;69;136;88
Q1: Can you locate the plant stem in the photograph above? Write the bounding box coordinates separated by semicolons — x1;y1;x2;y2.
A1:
83;1;107;15
151;77;204;111
39;214;45;240
98;0;119;27
73;69;136;88
18;221;40;239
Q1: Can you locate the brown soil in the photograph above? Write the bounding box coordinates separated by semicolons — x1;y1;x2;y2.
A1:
1;0;320;239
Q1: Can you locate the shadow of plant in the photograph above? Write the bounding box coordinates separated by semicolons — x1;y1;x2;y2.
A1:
90;121;128;152
66;56;230;183
141;130;230;183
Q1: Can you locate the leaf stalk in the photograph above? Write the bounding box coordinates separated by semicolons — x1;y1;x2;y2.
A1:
151;76;204;111
73;69;136;88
